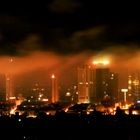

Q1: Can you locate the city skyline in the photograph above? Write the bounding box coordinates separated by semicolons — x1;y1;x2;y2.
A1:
0;54;140;102
0;2;139;139
0;52;140;86
0;1;139;102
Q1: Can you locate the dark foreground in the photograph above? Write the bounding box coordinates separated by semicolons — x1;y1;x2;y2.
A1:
1;113;140;140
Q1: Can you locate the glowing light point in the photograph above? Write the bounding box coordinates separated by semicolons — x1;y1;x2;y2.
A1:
121;89;128;103
10;58;13;62
51;74;55;79
66;92;71;96
121;89;128;92
103;60;110;65
93;60;110;65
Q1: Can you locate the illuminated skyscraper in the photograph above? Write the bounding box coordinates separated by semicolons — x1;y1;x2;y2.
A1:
5;58;15;101
77;65;95;103
51;74;59;103
0;74;6;101
128;72;140;102
6;74;14;100
77;60;118;104
95;67;110;102
108;72;119;102
93;60;118;103
95;66;119;103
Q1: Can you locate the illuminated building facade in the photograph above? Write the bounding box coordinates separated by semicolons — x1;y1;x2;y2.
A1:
93;60;119;103
77;60;119;104
5;58;15;101
31;82;46;100
95;68;118;103
128;72;140;102
95;68;110;102
77;65;95;103
51;74;59;103
6;74;14;101
0;74;6;101
108;73;119;102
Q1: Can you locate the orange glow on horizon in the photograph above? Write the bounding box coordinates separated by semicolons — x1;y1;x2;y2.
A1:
0;48;140;92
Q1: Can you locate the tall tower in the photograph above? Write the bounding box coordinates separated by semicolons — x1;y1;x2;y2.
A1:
95;67;110;102
128;72;140;103
93;60;110;103
51;74;59;103
108;72;119;102
0;74;6;101
6;74;14;100
5;58;14;101
77;65;95;103
93;60;119;103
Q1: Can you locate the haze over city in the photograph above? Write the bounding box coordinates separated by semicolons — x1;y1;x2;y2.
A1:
0;47;140;91
0;1;139;104
0;1;139;95
0;1;140;140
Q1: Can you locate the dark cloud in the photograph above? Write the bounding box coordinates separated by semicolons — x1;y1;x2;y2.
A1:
52;23;140;55
0;16;30;41
0;2;140;95
0;3;139;56
0;16;31;55
1;22;140;56
15;34;43;56
48;0;81;13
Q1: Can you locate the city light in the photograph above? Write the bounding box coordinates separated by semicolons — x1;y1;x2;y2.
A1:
10;106;17;115
9;97;16;100
42;98;48;102
51;74;58;103
93;60;110;65
10;58;13;62
121;89;128;92
66;92;71;96
51;74;55;79
121;89;128;103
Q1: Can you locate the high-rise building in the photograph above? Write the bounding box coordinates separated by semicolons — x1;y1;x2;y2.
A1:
6;74;14;100
0;74;6;101
95;69;119;103
108;72;119;102
51;74;59;103
5;58;15;101
93;60;119;103
77;65;95;103
77;61;118;104
95;68;110;102
128;72;140;103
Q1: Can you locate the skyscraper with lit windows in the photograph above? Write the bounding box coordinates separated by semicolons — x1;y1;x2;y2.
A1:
108;72;119;102
93;60;119;103
77;65;95;103
51;74;59;103
95;66;119;103
6;74;14;100
128;72;140;103
77;60;119;104
95;67;110;102
0;74;6;101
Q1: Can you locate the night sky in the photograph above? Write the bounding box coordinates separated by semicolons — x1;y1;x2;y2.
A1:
0;1;140;91
0;1;139;56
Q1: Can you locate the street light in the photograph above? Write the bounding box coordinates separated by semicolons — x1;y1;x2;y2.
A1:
121;89;128;103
